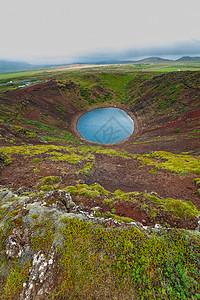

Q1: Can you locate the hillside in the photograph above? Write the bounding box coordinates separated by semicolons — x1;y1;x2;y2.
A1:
0;69;199;299
176;56;200;62
136;57;173;63
0;60;39;73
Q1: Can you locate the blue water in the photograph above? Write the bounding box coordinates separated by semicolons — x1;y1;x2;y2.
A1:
0;80;41;88
77;107;134;144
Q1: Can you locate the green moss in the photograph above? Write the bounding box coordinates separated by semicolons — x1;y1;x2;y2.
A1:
31;214;39;220
13;125;37;139
30;218;55;252
109;213;134;223
65;185;100;199
138;151;200;175
193;178;200;187
88;183;110;196
32;158;42;163
151;208;158;218
138;165;143;169
65;183;111;200
63;182;199;220
41;184;55;191
40;176;61;185
141;204;149;211
113;189;139;201
55;217;200;299
14;125;24;135
45;153;84;164
94;210;134;223
157;101;171;110
148;169;159;175
102;198;115;208
165;198;199;218
78;161;94;176
13;217;23;227
193;178;200;197
0;145;131;170
3;263;30;300
0;152;12;166
25;132;37;138
19;118;80;143
145;193;200;218
0;220;14;251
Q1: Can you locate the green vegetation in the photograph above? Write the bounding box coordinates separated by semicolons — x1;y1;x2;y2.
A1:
193;178;200;196
3;263;30;300
137;151;200;175
0;220;14;251
0;144;130;170
0;70;43;80
19;118;80;143
52;217;200;299
94;210;135;223
32;158;42;163
31;218;55;252
78;161;94;176
40;176;61;185
63;183;200;221
148;169;159;175
65;183;103;199
143;193;199;219
193;178;200;187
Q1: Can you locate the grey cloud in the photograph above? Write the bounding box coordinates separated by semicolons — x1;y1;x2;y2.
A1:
70;39;200;64
2;39;200;65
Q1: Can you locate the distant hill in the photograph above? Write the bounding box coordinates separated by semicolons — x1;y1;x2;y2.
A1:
176;56;200;62
136;57;173;63
2;56;200;74
0;60;40;73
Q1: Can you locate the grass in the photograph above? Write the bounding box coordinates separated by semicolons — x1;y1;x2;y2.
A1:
0;70;43;79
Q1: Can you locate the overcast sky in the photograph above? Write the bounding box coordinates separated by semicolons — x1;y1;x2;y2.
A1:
1;0;200;64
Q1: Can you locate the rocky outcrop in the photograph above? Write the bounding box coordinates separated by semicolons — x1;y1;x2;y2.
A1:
20;251;55;300
5;228;29;259
1;185;200;299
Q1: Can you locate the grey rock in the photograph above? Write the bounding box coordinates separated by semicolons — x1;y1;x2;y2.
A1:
20;251;55;300
5;228;29;259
